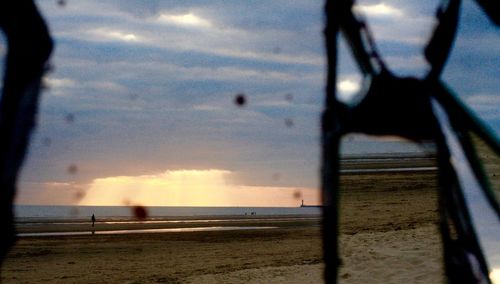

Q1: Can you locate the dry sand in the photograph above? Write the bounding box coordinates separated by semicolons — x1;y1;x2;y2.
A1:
1;170;445;283
337;170;444;283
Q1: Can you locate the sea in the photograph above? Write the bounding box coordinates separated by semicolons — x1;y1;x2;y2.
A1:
15;205;321;220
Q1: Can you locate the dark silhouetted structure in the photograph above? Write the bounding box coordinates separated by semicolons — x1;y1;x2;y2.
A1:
323;0;499;283
0;0;53;265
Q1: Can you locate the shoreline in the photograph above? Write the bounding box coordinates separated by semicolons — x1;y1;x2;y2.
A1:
18;226;280;237
3;169;445;283
15;215;321;234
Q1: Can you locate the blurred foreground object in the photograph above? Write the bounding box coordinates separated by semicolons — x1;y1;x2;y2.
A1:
0;0;53;265
322;0;499;283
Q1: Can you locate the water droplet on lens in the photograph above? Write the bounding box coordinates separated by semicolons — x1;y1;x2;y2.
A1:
67;164;78;175
234;94;246;107
74;190;85;201
132;205;148;219
293;190;302;200
69;207;79;217
272;173;281;181
42;137;52;147
65;113;75;124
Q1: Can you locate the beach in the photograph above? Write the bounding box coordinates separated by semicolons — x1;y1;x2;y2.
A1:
3;217;324;283
338;170;444;283
2;168;444;283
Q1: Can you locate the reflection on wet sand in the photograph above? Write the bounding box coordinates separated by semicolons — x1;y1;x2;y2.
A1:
18;226;278;237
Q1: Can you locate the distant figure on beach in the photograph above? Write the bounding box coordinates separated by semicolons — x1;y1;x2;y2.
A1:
91;214;95;227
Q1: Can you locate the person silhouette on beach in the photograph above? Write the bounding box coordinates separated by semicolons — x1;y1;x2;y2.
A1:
91;214;96;227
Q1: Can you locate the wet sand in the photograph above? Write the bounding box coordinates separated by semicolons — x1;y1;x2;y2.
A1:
2;169;444;283
3;218;324;284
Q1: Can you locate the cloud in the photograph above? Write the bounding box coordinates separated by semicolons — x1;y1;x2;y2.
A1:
466;94;500;105
43;74;128;98
46;2;323;67
78;169;319;206
454;32;500;56
384;55;430;76
16;1;497;207
465;94;500;120
91;29;141;42
354;3;404;18
44;77;76;89
334;2;438;81
114;0;161;18
491;269;500;284
16;181;86;205
350;2;436;45
336;77;362;105
157;12;213;29
338;78;361;94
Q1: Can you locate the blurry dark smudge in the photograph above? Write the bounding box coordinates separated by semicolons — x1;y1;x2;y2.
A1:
65;113;75;124
293;190;302;200
272;173;281;181
42;137;52;147
74;190;85;201
285;118;294;128
285;93;293;102
132;205;148;219
57;0;66;7
273;47;282;54
67;164;78;175
69;207;79;217
234;93;246;107
129;93;139;101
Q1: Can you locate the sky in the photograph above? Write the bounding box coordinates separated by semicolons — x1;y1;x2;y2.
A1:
0;0;498;206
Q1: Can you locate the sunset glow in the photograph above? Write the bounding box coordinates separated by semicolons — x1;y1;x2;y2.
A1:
78;169;319;207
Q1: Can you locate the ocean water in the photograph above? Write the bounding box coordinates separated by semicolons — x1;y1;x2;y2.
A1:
15;205;321;219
